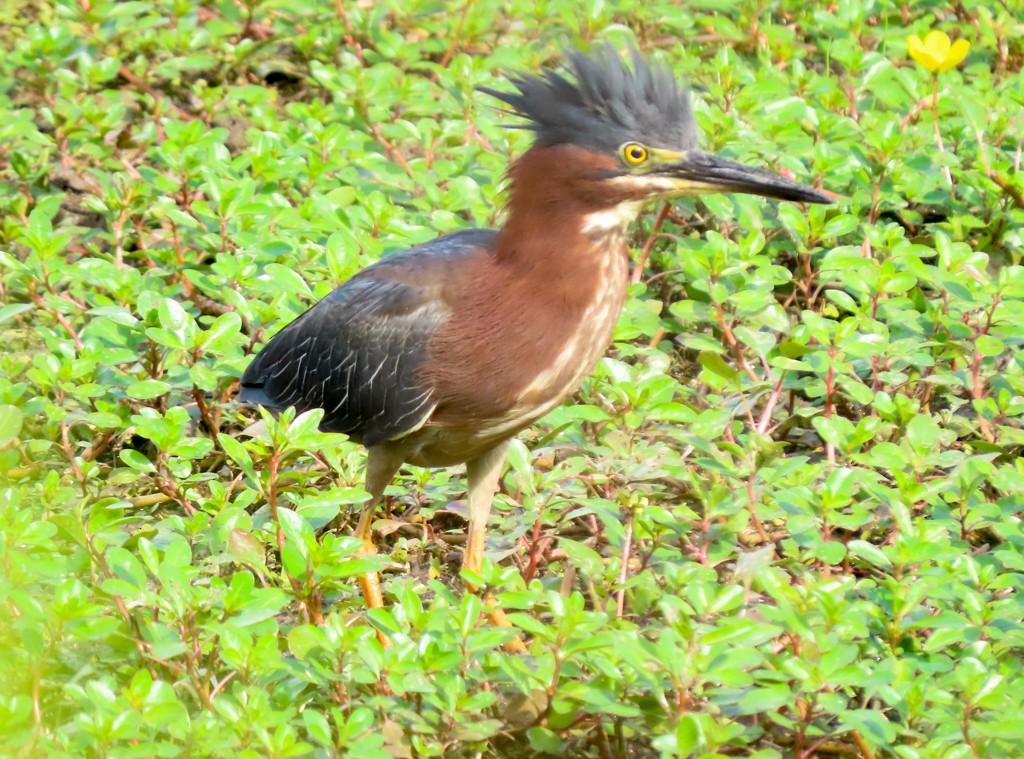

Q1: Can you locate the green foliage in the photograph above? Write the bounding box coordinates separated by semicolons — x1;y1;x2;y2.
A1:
2;0;1024;756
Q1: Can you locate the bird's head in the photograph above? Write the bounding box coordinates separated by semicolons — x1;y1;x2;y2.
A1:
481;46;832;226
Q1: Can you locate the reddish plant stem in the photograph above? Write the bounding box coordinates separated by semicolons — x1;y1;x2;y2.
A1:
266;454;285;555
615;509;634;618
824;347;837;466
630;203;672;284
930;77;954;188
756;376;785;434
522;514;547;583
714;303;760;384
745;475;770;544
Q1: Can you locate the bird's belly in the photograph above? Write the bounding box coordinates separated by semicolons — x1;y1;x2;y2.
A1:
392;426;514;468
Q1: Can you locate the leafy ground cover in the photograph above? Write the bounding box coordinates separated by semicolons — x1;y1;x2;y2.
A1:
2;1;1024;756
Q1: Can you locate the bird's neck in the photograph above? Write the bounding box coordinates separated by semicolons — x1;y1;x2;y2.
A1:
494;145;639;280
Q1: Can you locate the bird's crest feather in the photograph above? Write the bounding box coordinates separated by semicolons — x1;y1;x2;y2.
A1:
479;45;698;153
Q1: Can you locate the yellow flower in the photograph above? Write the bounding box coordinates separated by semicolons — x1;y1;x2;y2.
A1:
907;31;970;74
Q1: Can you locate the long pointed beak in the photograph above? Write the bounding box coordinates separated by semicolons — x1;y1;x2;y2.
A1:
660;152;833;204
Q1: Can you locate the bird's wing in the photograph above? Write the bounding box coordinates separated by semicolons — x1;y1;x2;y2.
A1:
239;228;497;446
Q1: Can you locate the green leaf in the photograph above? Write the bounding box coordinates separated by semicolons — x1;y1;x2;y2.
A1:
457;593;483;638
226;588;288;627
526;726;564;753
0;405;24;446
126;379;172;400
303;710;333;747
698;351;739;382
736;685;792;714
200;312;243;351
0;303;33;327
702;620;782;647
559;538;605;577
217;433;255;479
839;709;897;746
365;607;402;637
288;625;329;660
821;214;859;238
974;720;1024;740
84;411;124;429
905;414;941;452
120;449;156;473
676;713;705;755
28;205;53;238
227;529;266;569
847;540;891;568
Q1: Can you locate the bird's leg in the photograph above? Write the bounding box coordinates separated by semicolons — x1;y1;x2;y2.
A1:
463;441;510;581
357;447;403;614
465;442;526;653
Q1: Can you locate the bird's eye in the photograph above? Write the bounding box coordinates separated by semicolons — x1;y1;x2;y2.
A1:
621;142;649;165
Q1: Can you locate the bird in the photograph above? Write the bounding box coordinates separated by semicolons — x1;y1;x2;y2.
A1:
238;45;832;632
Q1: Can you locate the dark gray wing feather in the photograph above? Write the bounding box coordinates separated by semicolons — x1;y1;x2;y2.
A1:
239;228;496;446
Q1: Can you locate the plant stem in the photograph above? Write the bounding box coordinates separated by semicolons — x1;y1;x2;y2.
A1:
932;76;953;188
615;509;634;618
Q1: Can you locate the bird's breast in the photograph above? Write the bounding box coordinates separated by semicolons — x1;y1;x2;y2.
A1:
436;239;630;442
501;248;629;428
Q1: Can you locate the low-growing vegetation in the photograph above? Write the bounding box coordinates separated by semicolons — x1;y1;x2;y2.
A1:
2;1;1023;756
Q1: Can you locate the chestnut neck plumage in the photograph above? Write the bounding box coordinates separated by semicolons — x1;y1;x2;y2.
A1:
495;144;639;282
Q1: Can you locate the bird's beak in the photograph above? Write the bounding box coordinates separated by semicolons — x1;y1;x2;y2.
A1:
656;152;834;204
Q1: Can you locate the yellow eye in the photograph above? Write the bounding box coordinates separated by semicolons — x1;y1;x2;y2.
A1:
621;142;648;165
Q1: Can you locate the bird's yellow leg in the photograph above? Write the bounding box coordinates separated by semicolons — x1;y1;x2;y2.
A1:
355;504;385;611
464;441;510;583
465;442;527;654
357;447;403;647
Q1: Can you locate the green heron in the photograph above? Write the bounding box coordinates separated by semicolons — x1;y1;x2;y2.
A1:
239;46;831;629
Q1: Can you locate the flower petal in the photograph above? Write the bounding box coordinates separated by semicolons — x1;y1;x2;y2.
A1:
924;30;952;60
907;34;941;72
938;38;970;73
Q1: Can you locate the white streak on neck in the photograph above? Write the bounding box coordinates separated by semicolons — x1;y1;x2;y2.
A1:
581;200;644;234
